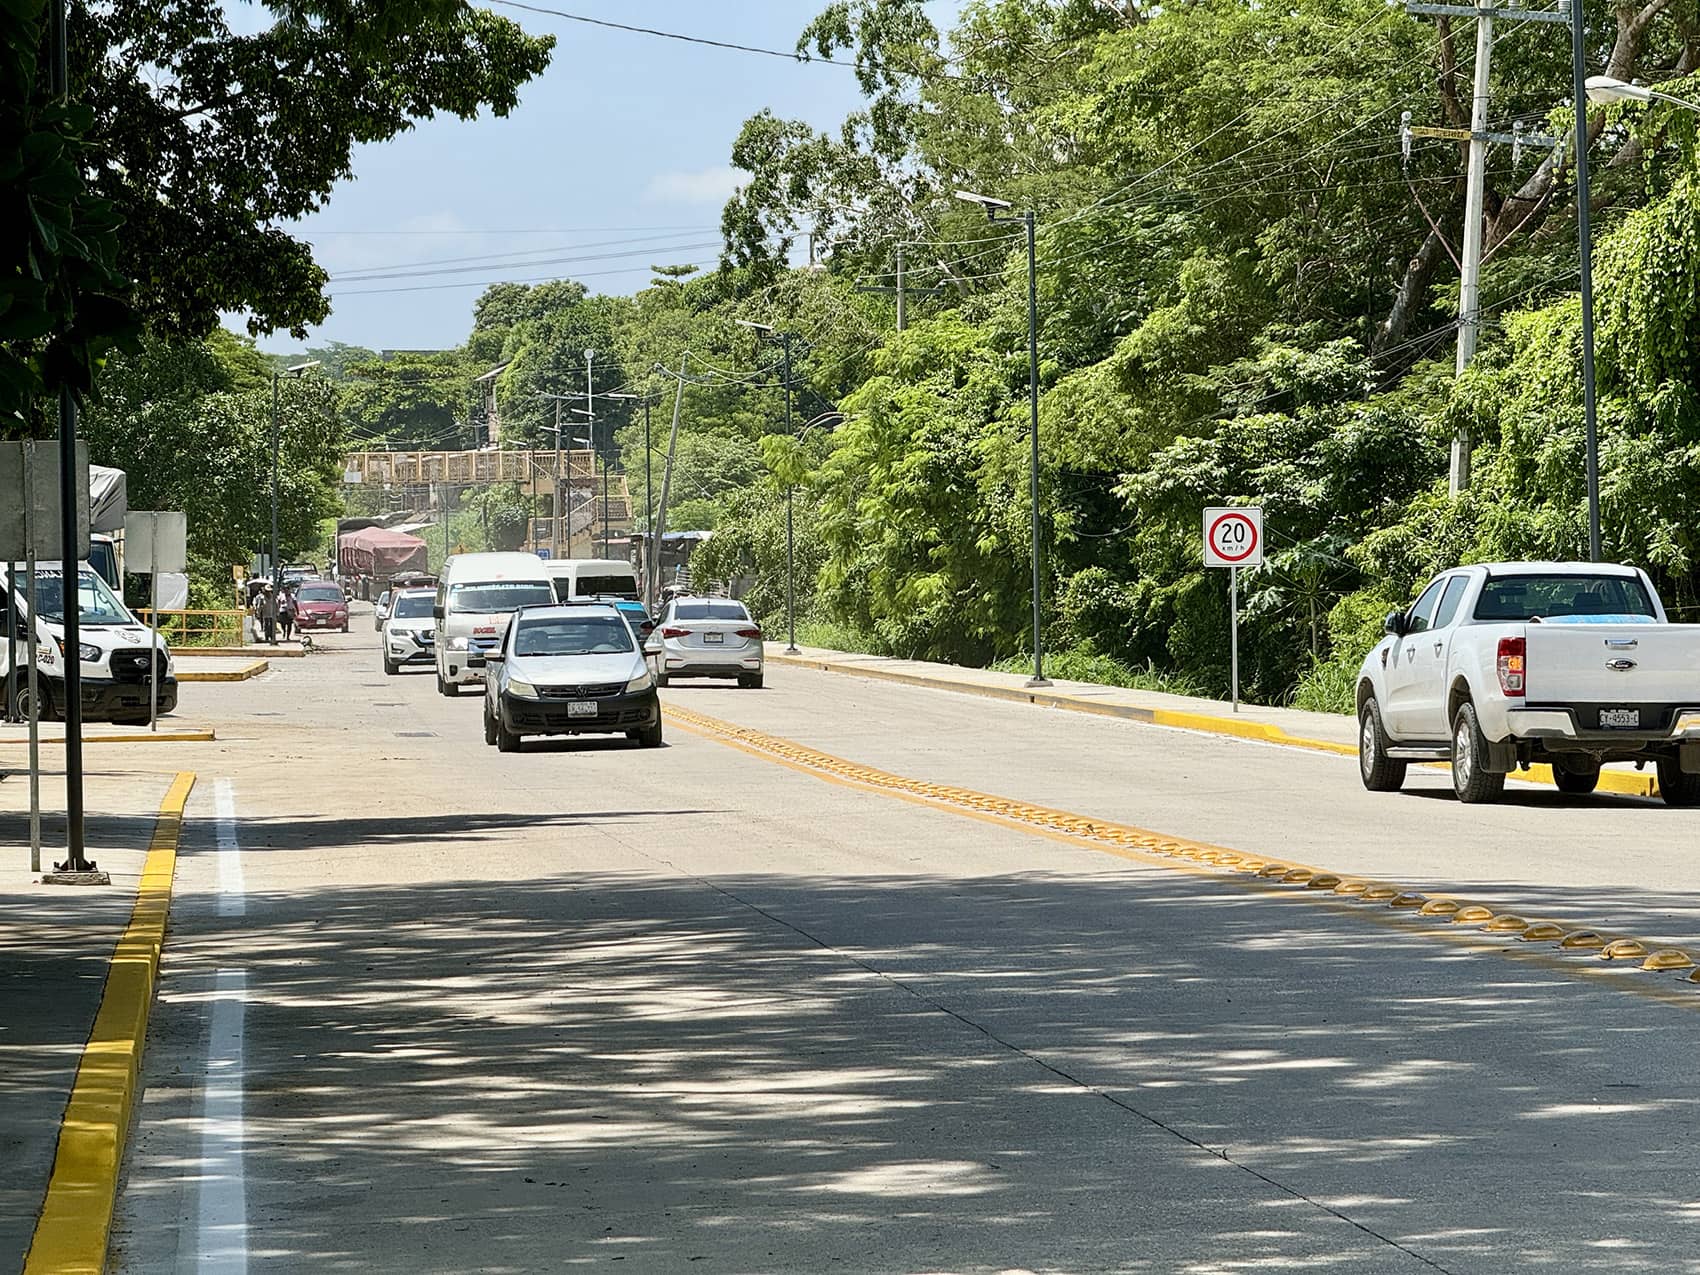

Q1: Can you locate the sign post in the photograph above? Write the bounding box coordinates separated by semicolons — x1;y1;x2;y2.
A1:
125;512;188;731
1203;507;1264;712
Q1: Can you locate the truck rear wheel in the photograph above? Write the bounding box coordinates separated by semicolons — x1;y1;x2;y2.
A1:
1451;702;1506;804
1358;698;1406;793
1656;758;1700;807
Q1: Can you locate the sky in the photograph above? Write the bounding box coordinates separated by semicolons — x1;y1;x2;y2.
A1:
234;2;913;355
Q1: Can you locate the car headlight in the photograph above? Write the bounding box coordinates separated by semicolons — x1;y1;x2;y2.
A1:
507;678;540;699
78;643;101;663
625;672;653;694
446;636;468;651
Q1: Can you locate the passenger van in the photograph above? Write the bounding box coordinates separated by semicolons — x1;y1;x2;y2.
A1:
544;558;640;604
1;561;177;722
432;552;554;696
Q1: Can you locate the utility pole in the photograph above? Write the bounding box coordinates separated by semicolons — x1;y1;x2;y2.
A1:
553;397;562;559
1570;0;1602;561
736;321;800;651
1403;1;1567;493
895;242;906;332
652;353;691;615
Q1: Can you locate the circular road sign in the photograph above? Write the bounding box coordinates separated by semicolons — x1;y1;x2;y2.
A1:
1204;508;1262;568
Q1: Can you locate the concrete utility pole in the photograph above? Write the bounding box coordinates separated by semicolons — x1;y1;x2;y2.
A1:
651;353;691;615
1402;1;1568;494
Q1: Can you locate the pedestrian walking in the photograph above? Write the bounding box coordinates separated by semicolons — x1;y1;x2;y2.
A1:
256;581;278;644
278;586;297;642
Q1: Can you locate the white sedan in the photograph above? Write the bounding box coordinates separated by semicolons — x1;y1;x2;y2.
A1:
651;597;764;688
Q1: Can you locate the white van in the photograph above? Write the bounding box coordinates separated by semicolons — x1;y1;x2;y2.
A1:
1;561;177;723
433;552;554;696
544;558;640;604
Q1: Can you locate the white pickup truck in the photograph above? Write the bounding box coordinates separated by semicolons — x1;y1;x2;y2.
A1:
1356;562;1700;806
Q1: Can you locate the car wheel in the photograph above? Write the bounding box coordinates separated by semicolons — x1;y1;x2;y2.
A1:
1358;697;1406;793
496;717;521;753
437;674;459;697
655;672;670;688
1656;757;1700;807
739;673;764;690
1451;702;1506;804
483;704;497;746
12;681;52;722
383;657;399;676
637;719;664;748
1553;759;1601;796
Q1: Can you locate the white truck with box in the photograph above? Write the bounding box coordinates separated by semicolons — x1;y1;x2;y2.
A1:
1356;562;1700;805
432;552;555;696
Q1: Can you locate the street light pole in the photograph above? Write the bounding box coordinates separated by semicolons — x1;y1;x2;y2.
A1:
1570;6;1602;563
957;189;1050;687
270;360;320;590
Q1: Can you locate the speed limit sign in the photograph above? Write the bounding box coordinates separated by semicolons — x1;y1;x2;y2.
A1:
1203;507;1263;569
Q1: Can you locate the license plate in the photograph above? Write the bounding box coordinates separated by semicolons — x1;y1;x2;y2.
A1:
704;631;724;644
568;700;598;718
1600;708;1640;729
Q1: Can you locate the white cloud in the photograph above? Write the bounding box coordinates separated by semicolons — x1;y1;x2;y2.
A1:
643;165;742;206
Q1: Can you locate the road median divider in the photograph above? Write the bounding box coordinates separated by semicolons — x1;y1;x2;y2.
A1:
666;703;1698;1010
178;658;268;683
23;771;195;1275
766;648;1662;799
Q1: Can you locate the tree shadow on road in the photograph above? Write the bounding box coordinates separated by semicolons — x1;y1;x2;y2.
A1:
107;830;1700;1274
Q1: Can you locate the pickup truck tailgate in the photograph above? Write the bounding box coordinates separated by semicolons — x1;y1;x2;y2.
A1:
1524;624;1700;708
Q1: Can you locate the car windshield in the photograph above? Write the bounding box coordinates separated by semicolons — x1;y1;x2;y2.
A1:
450;581;554;613
512;615;635;656
391;594;434;619
1473;574;1658;622
28;568;133;626
298;585;343;602
674;600;749;621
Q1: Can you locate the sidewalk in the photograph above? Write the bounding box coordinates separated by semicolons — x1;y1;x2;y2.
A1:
0;773;177;1275
765;645;1661;798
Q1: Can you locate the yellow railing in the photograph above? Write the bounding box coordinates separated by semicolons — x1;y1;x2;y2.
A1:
135;608;246;647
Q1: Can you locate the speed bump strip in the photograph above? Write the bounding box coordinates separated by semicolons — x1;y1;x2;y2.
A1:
666;704;1700;997
24;771;195;1275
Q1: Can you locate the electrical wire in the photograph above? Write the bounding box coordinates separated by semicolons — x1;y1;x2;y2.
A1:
485;0;854;65
327;229;722;280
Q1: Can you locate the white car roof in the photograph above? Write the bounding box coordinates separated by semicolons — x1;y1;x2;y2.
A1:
442;552;551;583
1457;562;1642;578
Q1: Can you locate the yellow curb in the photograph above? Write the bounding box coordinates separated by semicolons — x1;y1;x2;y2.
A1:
23;771;195;1275
178;659;268;683
0;730;216;745
767;650;1663;797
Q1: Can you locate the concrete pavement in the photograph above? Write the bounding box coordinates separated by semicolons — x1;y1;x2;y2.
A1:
0;765;179;1275
81;616;1700;1271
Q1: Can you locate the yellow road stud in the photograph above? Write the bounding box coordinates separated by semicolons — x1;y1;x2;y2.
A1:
1642;949;1694;972
1560;930;1606;950
1519;923;1568;942
1257;864;1291;878
1452;905;1495;924
1602;938;1649;961
1418;898;1460;916
1282;869;1313;884
1360;885;1399;902
1390;892;1426;908
1306;874;1341;889
1333;880;1368;895
1484;915;1531;933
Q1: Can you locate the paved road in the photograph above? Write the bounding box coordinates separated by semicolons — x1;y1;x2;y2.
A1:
109;615;1700;1273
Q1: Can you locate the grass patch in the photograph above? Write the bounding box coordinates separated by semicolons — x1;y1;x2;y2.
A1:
989;648;1208;698
790;618;888;655
1289;654;1357;715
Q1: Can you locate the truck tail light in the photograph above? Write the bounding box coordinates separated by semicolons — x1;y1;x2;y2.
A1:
1497;636;1526;697
661;627;692;638
735;627;762;639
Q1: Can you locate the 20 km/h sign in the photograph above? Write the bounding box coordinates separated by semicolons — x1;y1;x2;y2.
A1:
1203;507;1263;569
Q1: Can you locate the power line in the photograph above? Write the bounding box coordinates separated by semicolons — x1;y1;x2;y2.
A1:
328;230;721;280
485;0;852;66
329;260;716;297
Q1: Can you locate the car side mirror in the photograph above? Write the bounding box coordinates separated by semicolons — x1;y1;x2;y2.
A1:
485;651;504;664
1383;610;1407;638
433;605;444;620
643;638;662;656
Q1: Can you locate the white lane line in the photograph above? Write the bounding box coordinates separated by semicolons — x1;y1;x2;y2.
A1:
195;969;249;1275
214;779;245;916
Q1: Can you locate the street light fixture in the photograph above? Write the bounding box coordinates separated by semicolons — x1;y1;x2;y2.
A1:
271;359;320;590
1585;75;1700;110
955;188;1049;688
